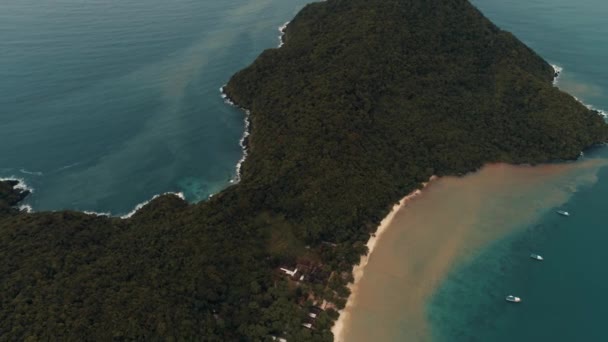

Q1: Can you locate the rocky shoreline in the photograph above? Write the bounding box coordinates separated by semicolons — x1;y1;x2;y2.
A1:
0;179;31;214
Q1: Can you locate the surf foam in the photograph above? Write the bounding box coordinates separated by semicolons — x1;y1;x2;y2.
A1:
552;64;563;86
18;204;33;213
551;65;607;118
84;211;111;217
220;85;250;184
217;20;300;184
278;21;290;48
0;177;34;213
120;192;185;219
0;177;34;193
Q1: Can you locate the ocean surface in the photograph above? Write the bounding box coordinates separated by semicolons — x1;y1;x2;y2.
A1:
432;0;608;340
338;0;608;341
0;0;308;215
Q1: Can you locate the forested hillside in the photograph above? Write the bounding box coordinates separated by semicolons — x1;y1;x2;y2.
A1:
1;0;606;340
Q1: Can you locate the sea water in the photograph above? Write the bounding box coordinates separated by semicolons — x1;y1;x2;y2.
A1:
428;151;608;341
429;0;608;340
0;0;309;215
337;159;607;342
337;0;608;340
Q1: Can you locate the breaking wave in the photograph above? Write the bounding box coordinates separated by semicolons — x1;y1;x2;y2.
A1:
120;192;185;219
552;64;606;118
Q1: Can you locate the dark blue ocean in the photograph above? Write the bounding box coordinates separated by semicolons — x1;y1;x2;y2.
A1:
429;0;608;340
0;0;308;215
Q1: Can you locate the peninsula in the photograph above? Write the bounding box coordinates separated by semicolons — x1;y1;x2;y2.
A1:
1;0;606;340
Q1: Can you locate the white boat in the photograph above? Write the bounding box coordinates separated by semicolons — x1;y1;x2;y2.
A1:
557;210;570;217
530;253;543;261
506;295;521;303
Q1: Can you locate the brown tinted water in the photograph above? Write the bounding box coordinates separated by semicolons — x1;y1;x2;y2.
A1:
335;161;606;342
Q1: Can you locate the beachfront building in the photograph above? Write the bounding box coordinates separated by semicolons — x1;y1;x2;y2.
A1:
279;267;298;277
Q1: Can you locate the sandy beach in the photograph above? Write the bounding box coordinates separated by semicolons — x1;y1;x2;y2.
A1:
332;160;606;342
331;179;435;341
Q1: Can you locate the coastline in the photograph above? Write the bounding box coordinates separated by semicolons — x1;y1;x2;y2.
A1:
0;177;34;194
552;64;607;118
0;176;185;218
278;21;290;48
332;177;436;342
119;191;185;219
0;177;34;213
220;85;251;184
0;20;293;220
551;64;562;86
219;21;290;185
331;161;607;341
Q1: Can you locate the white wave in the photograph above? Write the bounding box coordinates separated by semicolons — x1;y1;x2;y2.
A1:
234;110;251;182
1;177;191;218
19;169;43;176
18;204;33;213
551;65;606;118
222;20;293;184
220;85;236;106
585;103;607;118
55;162;81;172
0;177;34;193
1;177;34;212
278;21;290;48
84;211;111;217
120;192;185;219
571;95;608;118
220;86;252;184
552;64;562;86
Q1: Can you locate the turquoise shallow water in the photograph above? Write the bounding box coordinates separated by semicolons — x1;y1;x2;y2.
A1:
429;149;608;341
0;0;308;215
429;0;608;340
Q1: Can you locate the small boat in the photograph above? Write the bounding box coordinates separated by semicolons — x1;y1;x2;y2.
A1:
506;295;521;303
557;210;570;217
530;253;543;261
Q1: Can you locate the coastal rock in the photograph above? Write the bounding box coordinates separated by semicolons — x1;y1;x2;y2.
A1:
0;180;31;214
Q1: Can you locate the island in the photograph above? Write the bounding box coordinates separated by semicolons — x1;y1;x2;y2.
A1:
1;0;606;340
